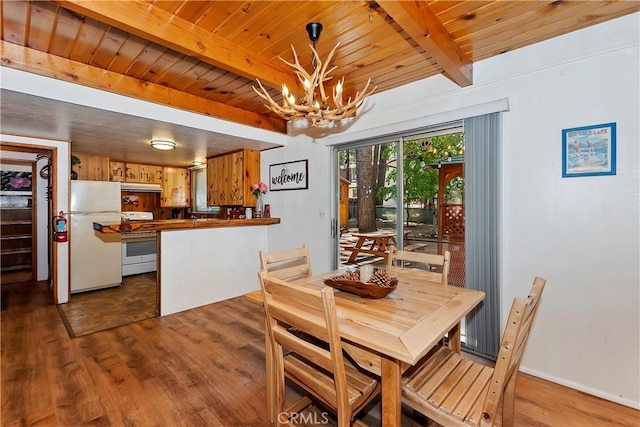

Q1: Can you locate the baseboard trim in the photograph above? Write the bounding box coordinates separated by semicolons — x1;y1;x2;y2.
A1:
519;366;640;410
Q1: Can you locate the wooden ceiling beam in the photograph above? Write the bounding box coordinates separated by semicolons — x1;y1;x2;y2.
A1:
0;41;287;134
53;0;299;91
377;0;472;87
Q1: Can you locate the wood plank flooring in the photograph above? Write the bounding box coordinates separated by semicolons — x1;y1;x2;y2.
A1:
2;281;639;426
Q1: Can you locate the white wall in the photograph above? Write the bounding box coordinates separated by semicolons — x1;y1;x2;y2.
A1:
261;134;333;272
264;13;640;408
159;226;268;316
0;134;71;303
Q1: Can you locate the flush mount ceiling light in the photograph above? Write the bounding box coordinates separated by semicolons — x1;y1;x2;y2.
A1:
150;139;176;150
253;22;376;127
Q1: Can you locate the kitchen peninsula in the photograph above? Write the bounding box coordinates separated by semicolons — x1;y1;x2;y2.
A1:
94;218;280;315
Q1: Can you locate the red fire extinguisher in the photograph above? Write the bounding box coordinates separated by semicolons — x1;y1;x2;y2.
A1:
53;211;68;243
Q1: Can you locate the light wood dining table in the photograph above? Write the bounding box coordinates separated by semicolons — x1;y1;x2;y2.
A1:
246;268;485;426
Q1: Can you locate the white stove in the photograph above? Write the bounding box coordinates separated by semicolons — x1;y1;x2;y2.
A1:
122;211;154;221
121;211;157;276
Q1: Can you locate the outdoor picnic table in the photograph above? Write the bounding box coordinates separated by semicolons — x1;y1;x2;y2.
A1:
345;231;398;263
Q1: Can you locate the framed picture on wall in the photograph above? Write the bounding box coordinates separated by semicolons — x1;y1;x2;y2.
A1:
562;122;616;178
269;159;308;191
0;164;33;195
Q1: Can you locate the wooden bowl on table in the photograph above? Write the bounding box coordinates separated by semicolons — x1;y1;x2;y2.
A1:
324;268;397;299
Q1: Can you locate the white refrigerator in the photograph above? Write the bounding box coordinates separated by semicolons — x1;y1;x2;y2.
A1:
70;180;122;293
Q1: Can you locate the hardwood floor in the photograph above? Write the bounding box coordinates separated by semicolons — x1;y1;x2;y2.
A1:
2;281;638;426
0;269;33;285
58;273;158;337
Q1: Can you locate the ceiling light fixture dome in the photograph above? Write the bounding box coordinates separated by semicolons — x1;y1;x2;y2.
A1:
150;139;176;150
253;22;376;127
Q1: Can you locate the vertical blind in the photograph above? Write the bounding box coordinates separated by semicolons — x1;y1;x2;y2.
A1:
464;113;501;358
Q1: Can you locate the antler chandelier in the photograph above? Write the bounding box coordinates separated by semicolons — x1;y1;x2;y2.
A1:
253;22;376;127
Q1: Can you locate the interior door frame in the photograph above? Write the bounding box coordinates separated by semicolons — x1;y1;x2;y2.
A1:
1;141;60;304
0;159;37;283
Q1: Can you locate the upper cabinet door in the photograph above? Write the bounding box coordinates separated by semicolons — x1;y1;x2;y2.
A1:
109;162;125;182
206;149;260;208
124;163;163;184
161;167;190;207
72;153;109;181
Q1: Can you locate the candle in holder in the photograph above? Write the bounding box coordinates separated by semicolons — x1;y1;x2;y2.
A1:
360;265;374;283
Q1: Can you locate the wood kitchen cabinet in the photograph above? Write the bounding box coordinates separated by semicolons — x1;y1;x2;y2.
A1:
207;149;260;207
124;163;163;184
161;167;190;207
109;161;125;182
72;153;109;181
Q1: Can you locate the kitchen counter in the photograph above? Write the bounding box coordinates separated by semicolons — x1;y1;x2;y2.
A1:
93;217;280;233
92;216;278;316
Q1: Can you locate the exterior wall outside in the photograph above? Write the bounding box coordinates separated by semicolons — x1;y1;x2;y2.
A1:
265;12;640;408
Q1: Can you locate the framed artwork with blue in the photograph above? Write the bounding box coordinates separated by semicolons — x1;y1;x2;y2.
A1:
562;122;616;178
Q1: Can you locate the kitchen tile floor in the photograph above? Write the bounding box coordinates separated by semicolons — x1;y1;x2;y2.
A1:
58;272;157;338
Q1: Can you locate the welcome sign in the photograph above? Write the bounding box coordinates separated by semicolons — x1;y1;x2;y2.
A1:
269;159;308;191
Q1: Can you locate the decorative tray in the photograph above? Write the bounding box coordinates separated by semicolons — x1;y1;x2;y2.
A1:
324;268;397;299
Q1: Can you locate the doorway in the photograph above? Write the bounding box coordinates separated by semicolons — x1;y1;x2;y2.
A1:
0;155;49;285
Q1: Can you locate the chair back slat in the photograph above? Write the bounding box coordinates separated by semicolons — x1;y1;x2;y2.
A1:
273;324;334;373
263;278;320;311
481;277;546;424
260;244;311;282
269;302;330;343
387;245;450;286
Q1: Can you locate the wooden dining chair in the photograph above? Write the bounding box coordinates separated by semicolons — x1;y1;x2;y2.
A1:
259;244;312;282
258;270;381;427
401;276;547;427
387;244;461;352
387;244;451;286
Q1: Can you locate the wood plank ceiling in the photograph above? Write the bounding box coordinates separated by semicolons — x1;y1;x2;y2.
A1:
2;1;639;135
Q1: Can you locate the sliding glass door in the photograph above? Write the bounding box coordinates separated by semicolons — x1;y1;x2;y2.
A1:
332;115;502;360
335;139;399;269
334;122;464;275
